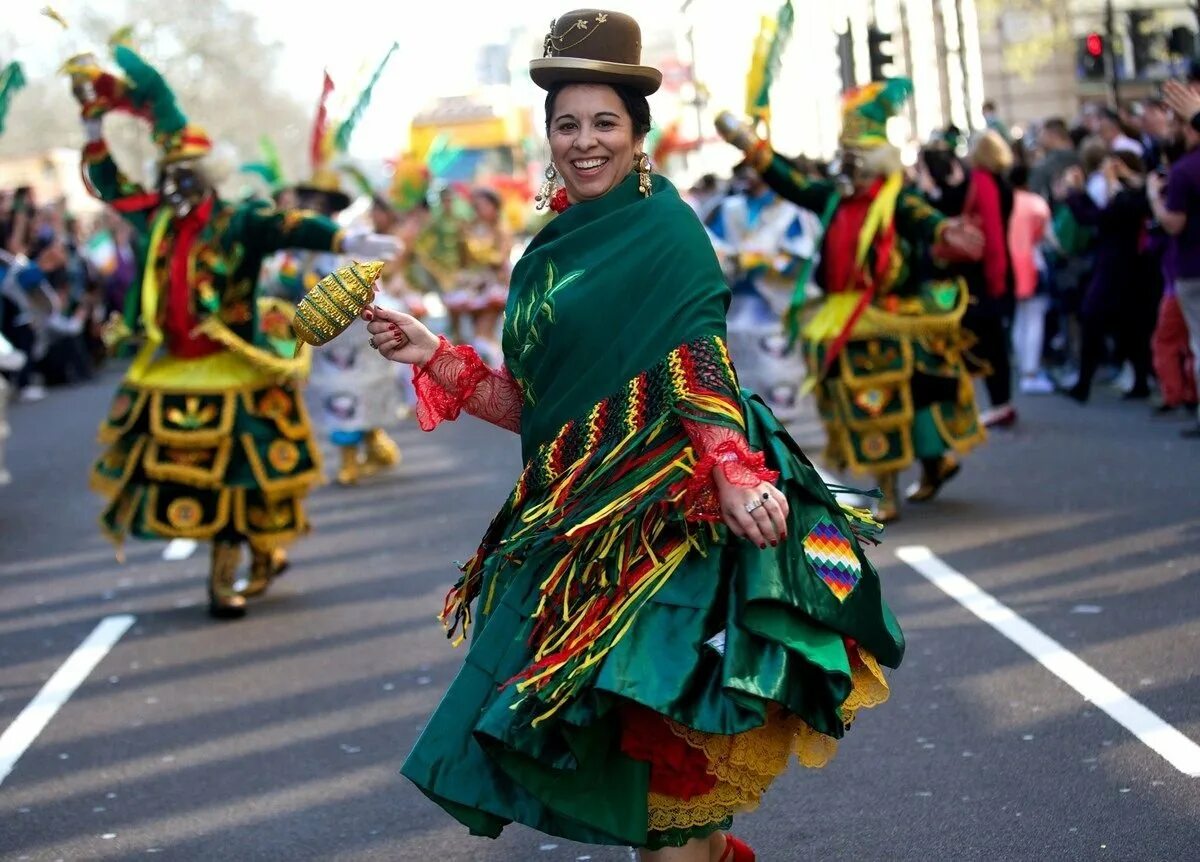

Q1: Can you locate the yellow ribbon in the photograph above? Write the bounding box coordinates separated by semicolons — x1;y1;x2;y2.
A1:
140;207;171;346
800;171;904;396
124;208;171;381
853;171;903;279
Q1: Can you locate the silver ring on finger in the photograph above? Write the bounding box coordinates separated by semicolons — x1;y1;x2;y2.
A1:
744;499;764;514
368;336;377;349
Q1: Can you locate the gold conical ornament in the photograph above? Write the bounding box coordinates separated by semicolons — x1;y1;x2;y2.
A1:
292;260;385;347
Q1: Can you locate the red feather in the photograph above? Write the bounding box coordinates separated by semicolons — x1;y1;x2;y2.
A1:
310;70;334;172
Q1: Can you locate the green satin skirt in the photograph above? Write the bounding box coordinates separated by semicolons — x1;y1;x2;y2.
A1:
401;395;904;849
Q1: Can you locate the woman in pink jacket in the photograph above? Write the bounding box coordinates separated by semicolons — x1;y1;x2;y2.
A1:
1008;164;1054;394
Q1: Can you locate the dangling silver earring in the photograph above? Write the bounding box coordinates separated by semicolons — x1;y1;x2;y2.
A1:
535;163;559;210
635;152;652;198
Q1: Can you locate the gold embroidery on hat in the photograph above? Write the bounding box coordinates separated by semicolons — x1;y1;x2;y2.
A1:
542;13;609;58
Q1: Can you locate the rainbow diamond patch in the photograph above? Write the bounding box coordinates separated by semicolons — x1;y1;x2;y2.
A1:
803;516;861;602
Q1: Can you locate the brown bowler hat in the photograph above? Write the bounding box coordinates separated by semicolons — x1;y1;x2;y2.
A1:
529;10;662;96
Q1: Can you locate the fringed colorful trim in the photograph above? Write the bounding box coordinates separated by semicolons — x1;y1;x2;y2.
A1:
439;335;746;724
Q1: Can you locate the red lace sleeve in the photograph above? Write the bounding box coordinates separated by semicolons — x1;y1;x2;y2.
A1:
678;420;779;521
411;336;523;433
668;337;779;521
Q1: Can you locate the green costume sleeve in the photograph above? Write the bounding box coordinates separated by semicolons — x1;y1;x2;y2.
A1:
895;190;944;244
82;139;153;236
757;149;837;213
234;202;344;257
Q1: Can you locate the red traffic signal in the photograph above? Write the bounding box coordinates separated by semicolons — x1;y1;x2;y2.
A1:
1085;32;1104;58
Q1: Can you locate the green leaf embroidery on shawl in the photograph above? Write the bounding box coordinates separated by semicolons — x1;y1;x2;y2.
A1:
505;259;583;405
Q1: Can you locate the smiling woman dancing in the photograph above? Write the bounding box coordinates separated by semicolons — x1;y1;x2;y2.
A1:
363;10;904;861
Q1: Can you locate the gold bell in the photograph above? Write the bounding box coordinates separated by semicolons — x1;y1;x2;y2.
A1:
293;260;386;347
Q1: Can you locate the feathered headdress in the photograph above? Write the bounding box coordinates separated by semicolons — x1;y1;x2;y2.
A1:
0;62;26;136
240;135;287;193
61;43;210;162
300;42;399;209
744;0;795;128
389;153;431;212
839;77;912;149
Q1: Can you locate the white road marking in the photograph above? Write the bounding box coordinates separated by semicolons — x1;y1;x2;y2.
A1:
162;539;198;561
895;546;1200;778
0;615;136;786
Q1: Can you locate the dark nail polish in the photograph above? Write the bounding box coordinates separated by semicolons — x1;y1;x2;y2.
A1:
760;543;767;550
770;541;778;547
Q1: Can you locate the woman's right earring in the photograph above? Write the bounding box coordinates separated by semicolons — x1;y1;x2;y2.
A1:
535;164;559;211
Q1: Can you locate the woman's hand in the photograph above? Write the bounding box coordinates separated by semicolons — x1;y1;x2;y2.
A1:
714;469;789;548
362;303;440;366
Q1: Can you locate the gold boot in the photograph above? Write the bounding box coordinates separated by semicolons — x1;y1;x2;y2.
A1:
208;541;247;619
362;428;401;473
906;453;961;503
875;472;901;524
336;444;361;486
243;547;289;598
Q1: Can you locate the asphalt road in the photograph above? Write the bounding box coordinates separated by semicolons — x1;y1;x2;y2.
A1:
1;365;1198;862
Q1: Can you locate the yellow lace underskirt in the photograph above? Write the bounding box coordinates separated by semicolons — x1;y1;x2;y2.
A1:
646;647;890;833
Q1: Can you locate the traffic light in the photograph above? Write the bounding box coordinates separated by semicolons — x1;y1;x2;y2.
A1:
1169;26;1196;57
867;26;893;82
1079;31;1105;80
1128;10;1152;75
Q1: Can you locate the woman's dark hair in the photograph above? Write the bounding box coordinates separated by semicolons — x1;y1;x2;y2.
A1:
1010;163;1030;189
920;145;963;188
544;82;652;139
471;187;502;211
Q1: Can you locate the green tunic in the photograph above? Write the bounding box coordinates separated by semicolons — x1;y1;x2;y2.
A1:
757;153;986;473
401;173;904;848
84;136;343;550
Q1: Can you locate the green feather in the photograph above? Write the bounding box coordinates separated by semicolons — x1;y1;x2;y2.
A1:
259;135;284;187
240;163;279;187
333;42;398;154
112;45;187;137
859;77;913;123
0;62;27;136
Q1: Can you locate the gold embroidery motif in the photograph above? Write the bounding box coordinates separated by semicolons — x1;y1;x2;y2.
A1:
239;433;321;497
165;397;219;430
144;486;232;539
267;439;300;474
150;392;236;447
860;431;890;460
256;388;292;420
163;447;213;467
144;438;234;489
852;387;890;416
166;496;204;529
